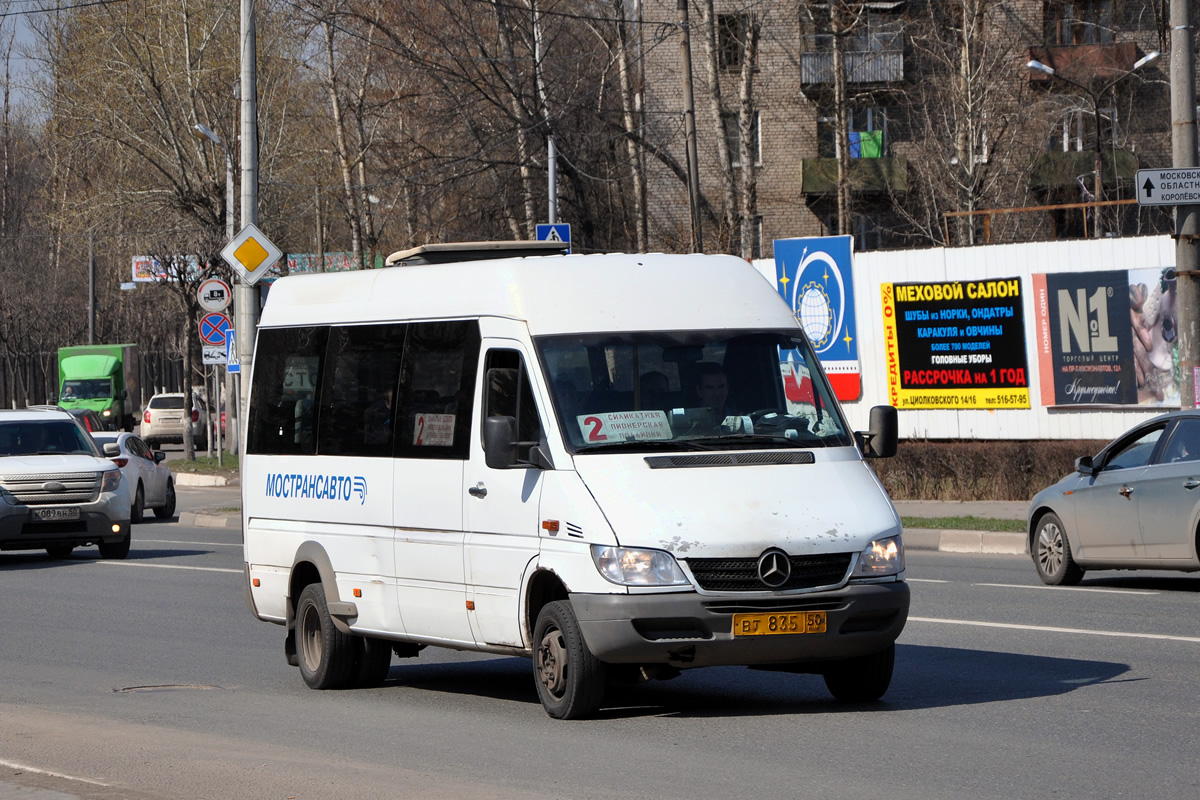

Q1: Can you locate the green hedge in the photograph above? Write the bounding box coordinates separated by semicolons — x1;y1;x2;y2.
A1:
871;440;1108;501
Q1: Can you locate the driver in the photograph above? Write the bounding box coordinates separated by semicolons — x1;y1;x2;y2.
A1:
692;362;739;421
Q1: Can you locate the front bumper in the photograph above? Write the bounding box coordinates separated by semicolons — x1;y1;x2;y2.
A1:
0;498;130;552
570;581;909;668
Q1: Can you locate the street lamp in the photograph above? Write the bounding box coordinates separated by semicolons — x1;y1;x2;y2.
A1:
1027;51;1160;237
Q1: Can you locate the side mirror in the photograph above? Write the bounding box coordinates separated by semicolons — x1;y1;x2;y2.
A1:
154;451;166;464
1075;455;1094;476
856;405;898;459
102;442;120;456
484;416;518;469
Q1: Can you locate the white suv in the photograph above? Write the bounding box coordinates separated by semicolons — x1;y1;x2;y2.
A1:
141;392;208;449
0;407;132;558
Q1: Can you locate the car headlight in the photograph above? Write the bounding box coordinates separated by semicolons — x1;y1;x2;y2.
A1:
100;468;123;493
851;535;905;578
591;545;690;587
101;409;112;417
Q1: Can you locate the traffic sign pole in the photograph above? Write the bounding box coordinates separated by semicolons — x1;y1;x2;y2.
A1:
1171;0;1200;408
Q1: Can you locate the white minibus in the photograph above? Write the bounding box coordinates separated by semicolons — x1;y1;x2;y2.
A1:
242;242;908;719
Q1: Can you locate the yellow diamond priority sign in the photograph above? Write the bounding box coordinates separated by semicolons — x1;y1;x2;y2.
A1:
221;223;282;285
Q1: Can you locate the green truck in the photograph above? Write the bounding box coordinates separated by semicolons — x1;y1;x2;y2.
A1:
57;344;140;431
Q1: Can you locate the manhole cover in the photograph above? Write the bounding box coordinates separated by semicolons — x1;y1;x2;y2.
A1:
113;684;222;693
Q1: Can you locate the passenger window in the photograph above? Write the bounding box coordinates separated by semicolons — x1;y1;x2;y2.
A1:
247;326;328;456
484;349;542;463
1102;426;1164;471
394;320;480;460
1160;419;1200;464
317;324;406;457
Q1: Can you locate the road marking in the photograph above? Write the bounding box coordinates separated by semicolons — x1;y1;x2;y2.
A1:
908;578;948;583
96;562;240;574
910;616;1200;643
0;758;109;786
974;582;1157;596
137;538;241;548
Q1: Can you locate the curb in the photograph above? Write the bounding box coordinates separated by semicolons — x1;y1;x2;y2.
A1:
177;511;240;528
905;529;1026;555
174;472;235;487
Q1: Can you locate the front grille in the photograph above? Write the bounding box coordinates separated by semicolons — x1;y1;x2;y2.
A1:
0;472;100;504
685;552;853;592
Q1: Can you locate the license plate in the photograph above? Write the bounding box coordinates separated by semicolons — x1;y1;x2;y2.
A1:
33;507;80;522
732;611;827;637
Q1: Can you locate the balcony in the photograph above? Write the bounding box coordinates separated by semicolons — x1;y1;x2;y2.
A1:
1026;41;1139;83
801;32;904;84
1030;150;1137;188
801;157;908;194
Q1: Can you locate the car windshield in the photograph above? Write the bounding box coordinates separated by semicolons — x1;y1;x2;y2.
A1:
61;379;112;400
0;420;102;456
536;329;852;454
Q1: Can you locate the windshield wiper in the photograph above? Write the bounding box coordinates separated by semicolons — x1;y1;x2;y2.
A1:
683;434;814;448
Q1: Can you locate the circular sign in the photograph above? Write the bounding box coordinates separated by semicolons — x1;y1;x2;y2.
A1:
197;278;232;312
199;312;231;346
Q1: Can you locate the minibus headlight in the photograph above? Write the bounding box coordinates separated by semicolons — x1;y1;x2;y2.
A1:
591;545;690;587
100;468;123;494
851;535;904;578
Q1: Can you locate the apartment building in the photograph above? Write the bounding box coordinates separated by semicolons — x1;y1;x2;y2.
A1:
640;1;1173;256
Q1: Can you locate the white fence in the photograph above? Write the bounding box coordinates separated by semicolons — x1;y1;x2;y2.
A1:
754;235;1178;441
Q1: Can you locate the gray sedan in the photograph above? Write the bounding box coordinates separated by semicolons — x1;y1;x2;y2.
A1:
1028;409;1200;584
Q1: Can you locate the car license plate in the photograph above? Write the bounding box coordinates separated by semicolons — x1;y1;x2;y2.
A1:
33;507;80;522
732;611;827;637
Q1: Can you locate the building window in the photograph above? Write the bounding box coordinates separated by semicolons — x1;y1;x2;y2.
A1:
1044;1;1114;46
1048;107;1117;152
818;107;887;159
723;110;761;167
718;14;746;69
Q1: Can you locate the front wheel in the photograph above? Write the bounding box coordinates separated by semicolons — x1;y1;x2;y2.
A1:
532;601;606;720
823;643;895;703
98;530;131;560
154;481;176;520
1033;512;1084;586
295;583;355;690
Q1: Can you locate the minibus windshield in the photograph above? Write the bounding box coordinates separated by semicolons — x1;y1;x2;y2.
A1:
537;330;852;454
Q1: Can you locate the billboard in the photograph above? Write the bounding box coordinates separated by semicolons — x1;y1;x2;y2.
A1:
773;236;861;400
1032;268;1178;406
880;277;1031;409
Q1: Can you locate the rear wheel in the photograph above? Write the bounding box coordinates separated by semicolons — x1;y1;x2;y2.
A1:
45;545;73;558
823;643;895;702
1034;512;1084;586
130;483;145;524
98;530;131;560
532;600;606;719
295;583;355;689
352;637;393;688
154;481;176;520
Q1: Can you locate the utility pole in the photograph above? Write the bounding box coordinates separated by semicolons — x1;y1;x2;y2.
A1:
87;231;95;345
678;0;702;253
548;134;558;224
1172;0;1200;408
237;0;260;447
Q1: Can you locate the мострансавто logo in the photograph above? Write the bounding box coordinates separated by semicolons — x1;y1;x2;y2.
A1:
265;473;367;505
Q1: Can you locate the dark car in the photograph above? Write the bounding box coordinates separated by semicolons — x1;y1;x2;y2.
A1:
1028;409;1200;584
67;407;106;433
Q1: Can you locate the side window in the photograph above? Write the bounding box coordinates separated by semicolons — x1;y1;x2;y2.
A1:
394;320;480;460
317;324;406;457
247;326;328;456
1102;426;1164;471
484;348;542;463
1160;419;1200;465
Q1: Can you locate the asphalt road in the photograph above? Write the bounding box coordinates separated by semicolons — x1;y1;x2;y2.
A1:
2;492;1199;799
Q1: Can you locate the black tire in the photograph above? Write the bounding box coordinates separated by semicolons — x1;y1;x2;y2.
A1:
532;600;606;720
1033;512;1084;586
154;481;176;520
295;583;355;690
823;643;895;703
351;637;393;688
130;483;145;524
45;545;73;558
98;530;131;560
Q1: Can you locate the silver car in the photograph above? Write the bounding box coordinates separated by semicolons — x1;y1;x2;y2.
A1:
141;392;208;449
1028;409;1200;584
91;432;176;524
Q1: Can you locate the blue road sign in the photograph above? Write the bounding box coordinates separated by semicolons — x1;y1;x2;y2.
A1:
200;312;231;347
226;329;240;374
536;223;571;252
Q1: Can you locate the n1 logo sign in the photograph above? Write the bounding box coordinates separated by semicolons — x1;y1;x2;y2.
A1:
1057;286;1118;354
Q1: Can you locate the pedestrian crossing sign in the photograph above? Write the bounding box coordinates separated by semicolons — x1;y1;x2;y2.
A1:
536;223;571;252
